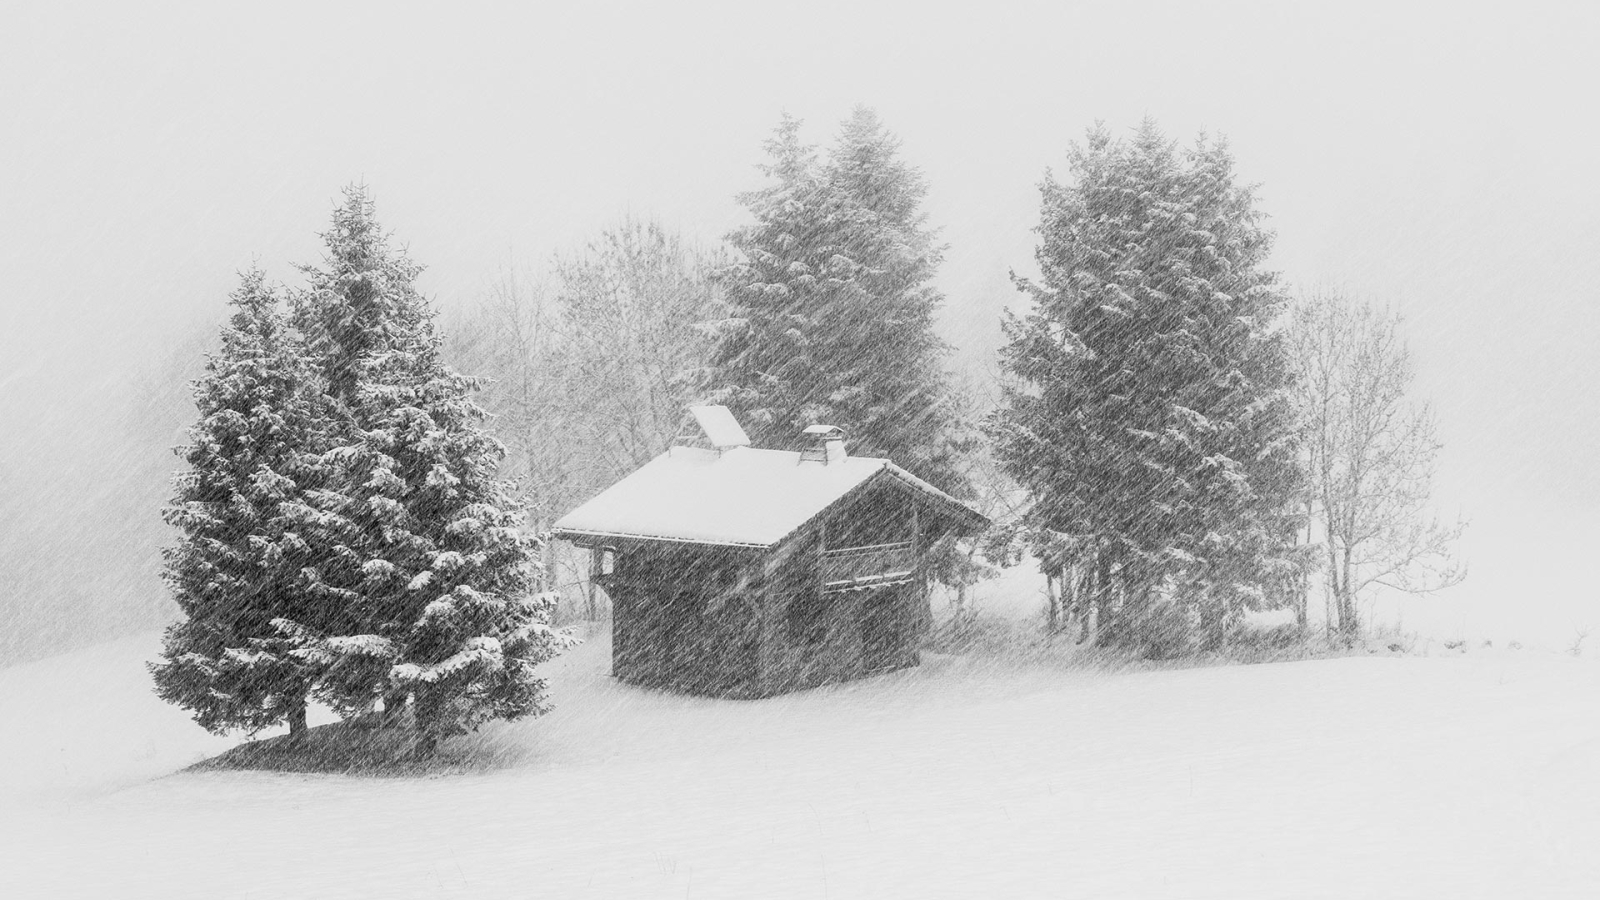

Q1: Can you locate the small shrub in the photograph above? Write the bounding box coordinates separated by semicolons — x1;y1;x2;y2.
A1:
1118;601;1197;660
1236;623;1304;651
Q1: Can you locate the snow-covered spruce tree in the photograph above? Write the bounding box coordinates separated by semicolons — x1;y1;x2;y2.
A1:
289;186;570;754
708;114;827;445
991;122;1304;652
711;109;973;497
151;268;335;737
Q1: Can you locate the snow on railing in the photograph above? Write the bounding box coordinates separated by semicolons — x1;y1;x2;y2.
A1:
821;541;914;592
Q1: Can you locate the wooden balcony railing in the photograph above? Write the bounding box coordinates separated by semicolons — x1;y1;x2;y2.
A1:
821;541;915;592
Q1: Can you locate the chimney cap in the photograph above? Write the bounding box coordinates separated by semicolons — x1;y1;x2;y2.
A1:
798;423;848;464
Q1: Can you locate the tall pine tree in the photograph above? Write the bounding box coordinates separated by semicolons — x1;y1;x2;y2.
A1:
151;269;335;737
286;187;570;753
711;108;972;497
709;114;826;445
992;122;1303;651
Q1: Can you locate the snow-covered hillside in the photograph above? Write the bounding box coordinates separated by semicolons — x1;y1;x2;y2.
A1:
2;631;1598;898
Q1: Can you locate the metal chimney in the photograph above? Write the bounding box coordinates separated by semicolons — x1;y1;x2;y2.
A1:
799;424;847;465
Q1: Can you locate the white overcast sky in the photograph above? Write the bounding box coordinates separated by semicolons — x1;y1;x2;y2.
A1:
2;0;1597;638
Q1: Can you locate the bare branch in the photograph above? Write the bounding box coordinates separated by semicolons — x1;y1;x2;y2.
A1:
1289;287;1467;636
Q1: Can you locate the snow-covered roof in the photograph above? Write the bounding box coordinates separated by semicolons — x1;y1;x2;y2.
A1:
553;445;985;549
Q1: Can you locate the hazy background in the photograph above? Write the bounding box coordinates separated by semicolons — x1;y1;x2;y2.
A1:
3;0;1597;662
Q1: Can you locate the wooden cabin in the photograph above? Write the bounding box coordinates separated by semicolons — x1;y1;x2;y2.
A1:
553;406;989;697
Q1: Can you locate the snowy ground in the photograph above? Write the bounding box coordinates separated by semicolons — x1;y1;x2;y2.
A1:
2;629;1599;899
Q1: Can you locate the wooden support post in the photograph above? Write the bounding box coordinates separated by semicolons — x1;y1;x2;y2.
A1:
817;520;827;598
538;518;554;594
910;507;927;663
587;547;602;622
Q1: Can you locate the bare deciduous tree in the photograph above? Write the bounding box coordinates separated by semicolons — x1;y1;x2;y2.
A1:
552;217;727;484
449;267;568;523
924;366;1022;623
1289;288;1465;639
445;218;727;619
445;269;576;606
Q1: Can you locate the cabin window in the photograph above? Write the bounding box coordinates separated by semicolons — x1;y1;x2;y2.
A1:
700;561;735;590
703;562;748;615
786;591;829;646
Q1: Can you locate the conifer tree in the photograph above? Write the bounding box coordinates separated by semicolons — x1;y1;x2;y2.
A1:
287;187;570;753
151;269;335;736
712;109;972;497
710;114;827;445
992;122;1304;651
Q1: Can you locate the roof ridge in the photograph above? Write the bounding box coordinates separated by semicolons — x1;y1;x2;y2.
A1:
553;445;985;548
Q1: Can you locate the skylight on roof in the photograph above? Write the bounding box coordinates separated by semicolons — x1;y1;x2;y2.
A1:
690;405;751;450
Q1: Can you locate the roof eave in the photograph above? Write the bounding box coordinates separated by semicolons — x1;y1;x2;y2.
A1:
551;528;773;551
879;466;992;534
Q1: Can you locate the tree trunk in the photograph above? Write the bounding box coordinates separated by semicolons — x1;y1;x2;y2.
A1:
1071;565;1093;645
1323;525;1342;637
538;517;555;593
1197;599;1226;652
411;732;439;760
1296;501;1313;632
1339;591;1360;641
382;690;409;727
406;685;438;759
1062;563;1075;640
288;699;308;739
1325;583;1338;637
1120;578;1157;651
1092;552;1117;647
1045;570;1059;634
1337;546;1360;641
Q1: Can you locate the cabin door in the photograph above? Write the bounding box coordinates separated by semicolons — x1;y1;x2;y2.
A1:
860;587;903;673
665;582;757;695
664;588;713;692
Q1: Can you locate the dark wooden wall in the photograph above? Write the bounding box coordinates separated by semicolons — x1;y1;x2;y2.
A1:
757;528;866;692
754;499;925;694
608;544;762;697
599;478;948;697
